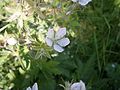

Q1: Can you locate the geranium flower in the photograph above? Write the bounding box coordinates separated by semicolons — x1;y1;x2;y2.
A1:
26;83;38;90
72;0;92;6
45;28;70;52
70;80;86;90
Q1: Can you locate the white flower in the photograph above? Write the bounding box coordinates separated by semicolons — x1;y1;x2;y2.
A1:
45;28;70;52
26;83;38;90
70;80;86;90
72;0;92;6
6;37;17;45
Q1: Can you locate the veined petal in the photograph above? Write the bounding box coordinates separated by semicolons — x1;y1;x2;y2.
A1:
57;38;70;47
32;83;38;90
80;80;86;90
70;80;86;90
55;28;66;39
53;44;64;52
79;0;91;6
70;83;80;90
45;37;53;47
47;29;54;39
26;87;31;90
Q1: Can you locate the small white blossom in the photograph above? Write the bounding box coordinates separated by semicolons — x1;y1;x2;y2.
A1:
45;28;70;52
72;0;92;6
6;37;17;45
26;83;38;90
70;80;86;90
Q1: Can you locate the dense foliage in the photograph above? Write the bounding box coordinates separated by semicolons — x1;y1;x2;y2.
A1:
0;0;120;90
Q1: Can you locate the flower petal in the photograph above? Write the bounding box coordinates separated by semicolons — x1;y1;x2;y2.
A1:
72;0;78;2
45;37;53;47
57;38;70;47
53;44;64;52
32;83;38;90
79;80;86;90
55;28;66;39
79;0;91;6
70;80;86;90
46;29;54;39
26;87;31;90
70;82;80;90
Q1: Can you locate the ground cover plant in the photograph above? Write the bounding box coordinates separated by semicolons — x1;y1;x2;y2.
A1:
0;0;120;90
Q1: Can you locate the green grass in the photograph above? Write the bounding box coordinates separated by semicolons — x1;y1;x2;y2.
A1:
0;0;120;90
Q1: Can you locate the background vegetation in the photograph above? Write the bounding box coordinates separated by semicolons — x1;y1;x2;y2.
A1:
0;0;120;90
